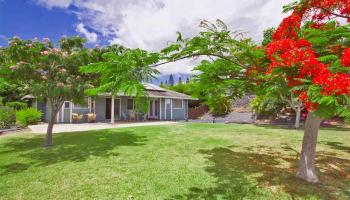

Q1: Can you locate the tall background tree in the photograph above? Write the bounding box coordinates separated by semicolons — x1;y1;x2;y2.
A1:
0;37;96;146
168;74;175;86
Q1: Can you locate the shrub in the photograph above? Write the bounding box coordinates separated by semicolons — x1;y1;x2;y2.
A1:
0;106;16;129
5;101;28;111
250;95;285;118
16;108;42;127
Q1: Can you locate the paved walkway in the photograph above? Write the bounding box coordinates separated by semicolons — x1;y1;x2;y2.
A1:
29;121;177;134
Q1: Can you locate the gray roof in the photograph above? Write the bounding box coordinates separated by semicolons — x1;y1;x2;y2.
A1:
98;83;194;100
22;83;195;100
21;95;35;100
143;83;166;92
145;89;193;99
142;83;193;99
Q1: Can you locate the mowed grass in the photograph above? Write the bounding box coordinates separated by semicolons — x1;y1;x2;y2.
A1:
0;123;349;200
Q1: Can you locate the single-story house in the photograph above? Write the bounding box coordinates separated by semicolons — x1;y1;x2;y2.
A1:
24;83;194;123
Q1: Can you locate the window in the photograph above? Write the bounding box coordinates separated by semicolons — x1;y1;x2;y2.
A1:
165;99;171;106
127;99;134;110
64;101;70;109
173;99;183;109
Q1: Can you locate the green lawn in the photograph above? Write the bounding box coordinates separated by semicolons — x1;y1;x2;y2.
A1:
0;123;349;200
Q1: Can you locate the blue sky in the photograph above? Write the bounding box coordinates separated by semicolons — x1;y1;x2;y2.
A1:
0;0;291;75
0;0;79;46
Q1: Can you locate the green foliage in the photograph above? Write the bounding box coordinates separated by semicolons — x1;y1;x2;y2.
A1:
81;48;159;111
162;81;194;96
0;106;16;129
160;20;266;115
0;78;24;103
307;85;350;121
5;101;28;111
16;108;42;127
190;59;250;115
0;37;96;126
262;28;276;46
250;95;285;117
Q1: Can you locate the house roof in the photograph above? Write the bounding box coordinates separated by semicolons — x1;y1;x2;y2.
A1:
143;83;194;100
143;83;166;92
22;84;196;100
21;95;35;100
99;83;195;100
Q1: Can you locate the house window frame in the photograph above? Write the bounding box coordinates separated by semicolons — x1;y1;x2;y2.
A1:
64;101;71;109
127;98;134;110
172;99;184;109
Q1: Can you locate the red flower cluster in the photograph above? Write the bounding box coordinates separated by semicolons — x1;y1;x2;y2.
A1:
341;48;350;67
272;14;302;41
265;0;350;111
299;91;318;111
308;0;350;23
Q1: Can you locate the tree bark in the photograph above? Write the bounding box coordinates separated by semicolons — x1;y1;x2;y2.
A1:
296;111;322;183
295;106;301;129
45;98;62;147
45;116;55;147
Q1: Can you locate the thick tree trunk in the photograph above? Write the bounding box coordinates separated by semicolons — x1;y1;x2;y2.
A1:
296;112;322;183
295;106;301;129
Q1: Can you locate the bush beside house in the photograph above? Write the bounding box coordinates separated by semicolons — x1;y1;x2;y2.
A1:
0;106;16;129
16;108;42;127
5;101;28;111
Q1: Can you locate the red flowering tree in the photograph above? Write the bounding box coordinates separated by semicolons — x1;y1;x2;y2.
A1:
265;0;350;183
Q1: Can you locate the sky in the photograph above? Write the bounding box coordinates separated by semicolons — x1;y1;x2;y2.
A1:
0;0;294;77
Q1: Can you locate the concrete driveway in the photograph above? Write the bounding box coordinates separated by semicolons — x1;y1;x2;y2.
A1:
29;121;177;134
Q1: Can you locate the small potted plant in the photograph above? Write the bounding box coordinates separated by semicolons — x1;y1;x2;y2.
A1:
87;113;96;123
72;113;83;123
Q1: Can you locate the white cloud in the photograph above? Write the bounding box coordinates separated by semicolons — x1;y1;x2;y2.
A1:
35;0;72;8
75;23;98;43
36;0;294;74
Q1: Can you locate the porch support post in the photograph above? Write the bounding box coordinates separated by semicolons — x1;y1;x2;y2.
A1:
61;103;64;123
111;95;115;123
159;98;162;120
35;98;38;109
70;102;73;123
170;98;173;120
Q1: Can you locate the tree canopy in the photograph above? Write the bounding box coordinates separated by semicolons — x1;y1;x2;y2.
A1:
0;36;97;146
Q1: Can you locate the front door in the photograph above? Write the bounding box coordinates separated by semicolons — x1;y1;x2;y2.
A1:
106;98;111;119
149;99;158;119
106;98;120;120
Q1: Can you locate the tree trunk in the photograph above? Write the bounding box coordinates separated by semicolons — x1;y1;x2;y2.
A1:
45;117;55;147
296;111;322;183
295;106;301;129
45;99;62;147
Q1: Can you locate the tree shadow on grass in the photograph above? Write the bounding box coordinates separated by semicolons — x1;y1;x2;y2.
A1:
169;145;350;200
320;141;350;154
0;129;147;175
255;124;350;132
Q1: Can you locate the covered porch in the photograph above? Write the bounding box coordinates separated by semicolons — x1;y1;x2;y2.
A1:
100;95;164;123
